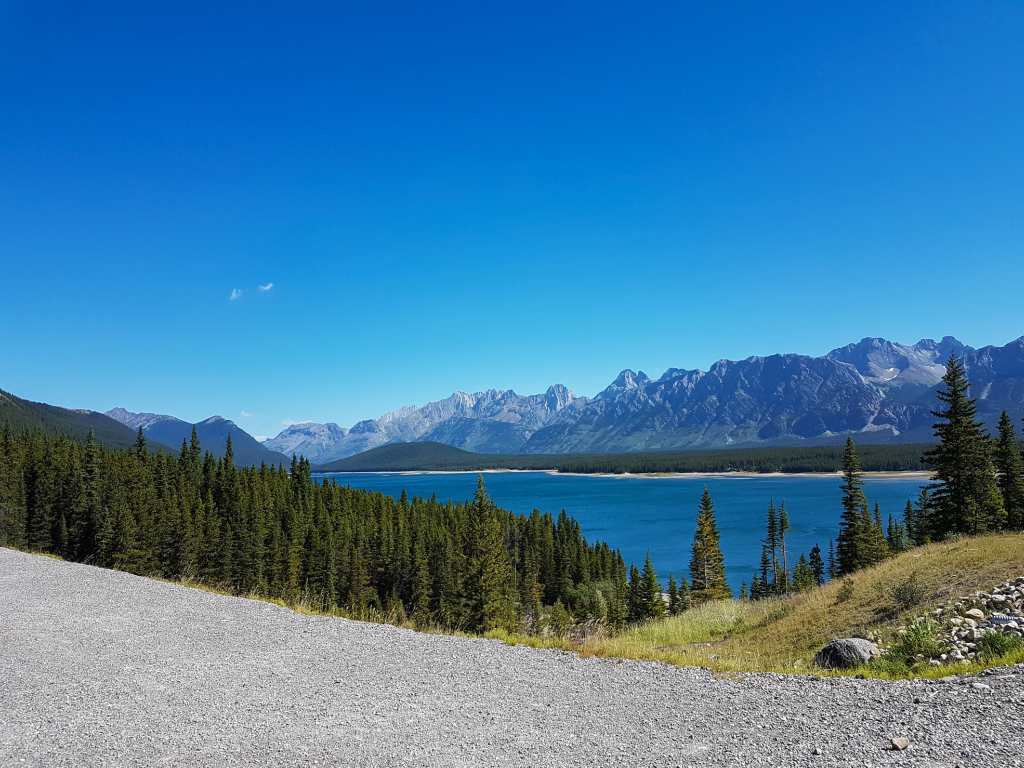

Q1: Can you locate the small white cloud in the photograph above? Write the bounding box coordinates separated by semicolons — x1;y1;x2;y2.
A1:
258;282;274;292
229;288;244;301
240;410;255;418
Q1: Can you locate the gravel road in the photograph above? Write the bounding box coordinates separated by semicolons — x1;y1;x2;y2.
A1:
2;548;1022;767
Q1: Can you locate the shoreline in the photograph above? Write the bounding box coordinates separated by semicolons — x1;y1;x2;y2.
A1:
318;468;934;480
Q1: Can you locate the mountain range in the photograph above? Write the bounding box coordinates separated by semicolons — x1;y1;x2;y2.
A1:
264;335;1024;463
6;334;1022;466
104;408;289;466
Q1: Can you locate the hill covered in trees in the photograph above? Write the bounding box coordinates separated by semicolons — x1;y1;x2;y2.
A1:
0;389;164;451
318;441;930;474
0;428;632;634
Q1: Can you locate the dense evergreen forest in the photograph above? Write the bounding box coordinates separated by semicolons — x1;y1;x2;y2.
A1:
321;441;930;474
0;427;643;633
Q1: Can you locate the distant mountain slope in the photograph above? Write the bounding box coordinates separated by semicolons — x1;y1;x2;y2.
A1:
263;422;348;463
282;334;1024;458
523;336;1024;453
319;442;483;472
107;409;289;466
1;390;161;450
266;385;587;462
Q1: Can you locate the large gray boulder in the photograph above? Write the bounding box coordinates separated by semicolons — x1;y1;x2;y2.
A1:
814;638;881;669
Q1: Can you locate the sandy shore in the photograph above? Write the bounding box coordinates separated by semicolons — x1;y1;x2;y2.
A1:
324;468;933;480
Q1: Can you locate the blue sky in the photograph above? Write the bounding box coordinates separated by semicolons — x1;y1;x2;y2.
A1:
2;2;1022;439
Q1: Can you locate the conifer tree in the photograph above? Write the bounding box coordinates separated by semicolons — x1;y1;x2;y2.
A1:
676;575;691;611
639;553;664;620
777;503;790;593
994;411;1024;529
923;356;1005;536
808;544;825;585
689;488;730;603
837;437;866;575
902;499;917;548
827;538;838;580
753;543;773;599
765;499;778;588
886;513;905;552
912;488;930;546
627;564;642;623
792;554;814;591
667;574;680;615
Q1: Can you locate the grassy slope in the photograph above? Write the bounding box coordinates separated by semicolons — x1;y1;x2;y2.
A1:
493;533;1024;677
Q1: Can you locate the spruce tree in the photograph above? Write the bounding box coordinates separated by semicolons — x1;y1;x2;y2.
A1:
912;488;930;545
765;500;778;588
923;356;1005;536
837;437;866;574
792;554;814;591
627;564;642;623
689;488;730;603
777;503;790;593
676;575;691;612
639;553;664;620
902;499;917;548
994;411;1024;529
667;574;680;615
808;544;825;585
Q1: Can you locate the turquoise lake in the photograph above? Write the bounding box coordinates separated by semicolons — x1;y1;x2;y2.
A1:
315;471;926;589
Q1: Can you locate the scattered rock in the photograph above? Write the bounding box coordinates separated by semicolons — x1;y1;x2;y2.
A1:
891;576;1024;667
890;737;910;751
970;682;992;692
813;638;881;669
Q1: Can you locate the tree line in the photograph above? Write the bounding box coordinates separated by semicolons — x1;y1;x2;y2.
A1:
0;427;637;634
0;420;742;632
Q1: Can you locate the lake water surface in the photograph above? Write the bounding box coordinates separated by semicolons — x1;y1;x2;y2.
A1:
315;471;926;589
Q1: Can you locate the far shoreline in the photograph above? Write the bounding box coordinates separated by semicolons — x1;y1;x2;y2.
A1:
316;468;934;480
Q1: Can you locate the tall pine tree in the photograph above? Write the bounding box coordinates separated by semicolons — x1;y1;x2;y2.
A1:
994;411;1024;529
923;357;1005;537
836;437;866;574
689;488;730;603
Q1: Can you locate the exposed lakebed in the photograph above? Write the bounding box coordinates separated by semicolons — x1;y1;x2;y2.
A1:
316;471;925;588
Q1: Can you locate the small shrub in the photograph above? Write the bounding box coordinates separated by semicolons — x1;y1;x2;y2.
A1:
889;573;928;612
835;579;856;604
544;599;572;637
888;618;945;662
865;654;911;678
977;631;1024;660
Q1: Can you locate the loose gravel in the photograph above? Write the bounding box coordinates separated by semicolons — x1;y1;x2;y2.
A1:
2;548;1022;767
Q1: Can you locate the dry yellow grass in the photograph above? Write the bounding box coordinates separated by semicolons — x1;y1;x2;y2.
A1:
491;532;1024;677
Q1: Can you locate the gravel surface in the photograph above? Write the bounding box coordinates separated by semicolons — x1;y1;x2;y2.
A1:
2;548;1022;767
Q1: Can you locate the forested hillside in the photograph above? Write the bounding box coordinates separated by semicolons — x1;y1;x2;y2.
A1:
319;441;930;474
0;428;629;633
0;389;159;451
